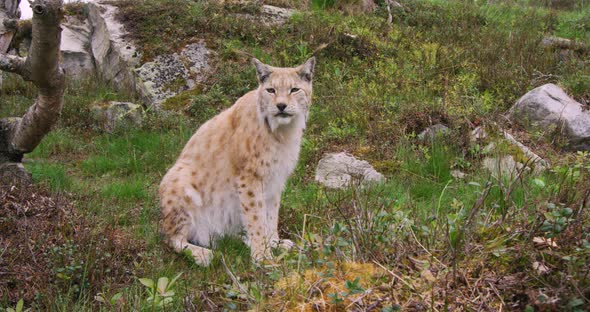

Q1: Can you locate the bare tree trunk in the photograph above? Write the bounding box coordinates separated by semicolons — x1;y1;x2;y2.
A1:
0;0;64;186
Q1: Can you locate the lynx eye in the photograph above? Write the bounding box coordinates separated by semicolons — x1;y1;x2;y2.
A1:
290;88;300;93
266;88;276;94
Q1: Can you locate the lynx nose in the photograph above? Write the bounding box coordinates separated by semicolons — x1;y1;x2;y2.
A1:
276;103;287;112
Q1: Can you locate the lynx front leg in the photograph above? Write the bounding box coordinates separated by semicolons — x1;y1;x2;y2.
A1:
266;194;294;250
237;177;272;262
161;208;213;266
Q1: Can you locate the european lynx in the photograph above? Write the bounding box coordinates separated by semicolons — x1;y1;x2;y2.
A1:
159;57;316;265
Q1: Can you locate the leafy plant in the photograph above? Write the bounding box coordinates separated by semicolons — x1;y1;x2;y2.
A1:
95;292;124;309
540;202;574;238
5;299;26;312
138;272;183;308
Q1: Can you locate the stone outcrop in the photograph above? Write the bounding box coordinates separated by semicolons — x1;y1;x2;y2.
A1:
88;1;140;92
135;42;210;108
86;2;212;109
260;5;294;25
60;15;94;76
315;153;385;189
508;84;590;151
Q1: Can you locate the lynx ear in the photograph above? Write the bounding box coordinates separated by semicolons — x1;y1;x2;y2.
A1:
252;58;272;84
298;57;316;82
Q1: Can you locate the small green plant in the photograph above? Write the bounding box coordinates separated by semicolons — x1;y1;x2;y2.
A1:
138;272;183;308
48;242;89;296
540;202;574;238
95;292;123;309
5;299;27;312
344;277;365;295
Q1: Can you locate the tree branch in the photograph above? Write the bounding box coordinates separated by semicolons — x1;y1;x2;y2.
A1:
0;0;64;158
9;0;64;153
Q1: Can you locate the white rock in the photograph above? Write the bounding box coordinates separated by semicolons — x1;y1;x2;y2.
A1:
315;153;385;189
508;83;590;151
60;16;94;77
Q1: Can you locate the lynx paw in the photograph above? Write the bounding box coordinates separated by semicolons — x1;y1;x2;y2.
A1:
186;246;213;266
251;248;273;263
271;238;295;250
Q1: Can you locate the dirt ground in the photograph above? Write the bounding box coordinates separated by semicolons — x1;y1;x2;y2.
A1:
0;185;144;306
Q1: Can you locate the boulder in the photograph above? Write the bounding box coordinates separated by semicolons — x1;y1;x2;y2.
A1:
92;101;143;133
235;5;294;27
88;1;140;92
260;5;294;25
134;41;210;108
508;84;590;151
502;131;549;172
60;16;94;77
418;124;449;141
88;2;212;109
541;36;587;52
315;153;385;189
480;132;549;177
482;155;523;180
451;170;466;179
470;126;487;142
0;162;31;186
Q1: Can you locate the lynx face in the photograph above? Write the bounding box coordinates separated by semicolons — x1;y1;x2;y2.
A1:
253;58;315;131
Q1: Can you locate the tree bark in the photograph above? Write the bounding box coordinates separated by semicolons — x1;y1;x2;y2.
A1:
0;0;64;186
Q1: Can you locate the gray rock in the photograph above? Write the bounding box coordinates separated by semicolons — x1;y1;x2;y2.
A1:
503;131;549;173
88;1;140;92
236;5;294;27
470;126;487;142
315;153;385;189
508;84;590;151
482;155;524;180
451;170;466;179
60;16;94;77
135;41;210;108
418;124;449;141
261;5;294;25
541;36;586;51
92;101;144;133
0;162;32;186
481;132;549;176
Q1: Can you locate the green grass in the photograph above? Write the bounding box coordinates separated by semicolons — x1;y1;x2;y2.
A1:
28;163;72;191
2;0;590;310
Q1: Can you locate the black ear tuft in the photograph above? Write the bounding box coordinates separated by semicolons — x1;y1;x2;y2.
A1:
252;58;272;83
298;57;316;82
